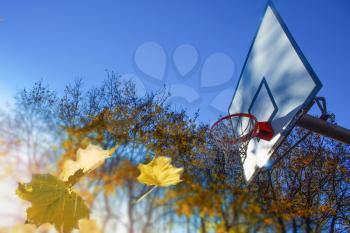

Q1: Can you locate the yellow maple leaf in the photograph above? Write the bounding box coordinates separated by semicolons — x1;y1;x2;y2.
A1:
137;156;183;187
16;174;89;233
79;219;102;233
2;223;56;233
59;144;117;182
2;224;36;233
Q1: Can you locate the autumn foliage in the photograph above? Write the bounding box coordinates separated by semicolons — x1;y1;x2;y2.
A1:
0;74;349;232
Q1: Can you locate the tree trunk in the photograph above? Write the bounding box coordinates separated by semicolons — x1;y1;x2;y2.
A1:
141;196;154;233
200;217;207;233
186;217;191;233
128;181;134;233
329;216;336;233
267;171;286;233
277;217;286;233
292;218;298;233
304;217;312;233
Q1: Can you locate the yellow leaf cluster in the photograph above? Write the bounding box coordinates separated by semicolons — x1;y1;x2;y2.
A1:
319;205;336;215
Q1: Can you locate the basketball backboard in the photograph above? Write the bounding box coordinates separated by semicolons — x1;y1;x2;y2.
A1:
229;3;322;182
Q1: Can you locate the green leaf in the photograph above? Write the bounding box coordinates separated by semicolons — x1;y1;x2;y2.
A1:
16;174;89;233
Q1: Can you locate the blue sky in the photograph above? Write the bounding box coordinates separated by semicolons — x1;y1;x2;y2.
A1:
0;0;349;128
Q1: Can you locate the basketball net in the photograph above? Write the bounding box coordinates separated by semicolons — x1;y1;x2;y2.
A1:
210;114;257;164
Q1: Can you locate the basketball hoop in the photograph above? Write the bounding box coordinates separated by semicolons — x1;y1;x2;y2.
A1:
210;113;274;162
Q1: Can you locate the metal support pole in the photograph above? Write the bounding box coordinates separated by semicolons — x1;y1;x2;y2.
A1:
296;114;350;145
